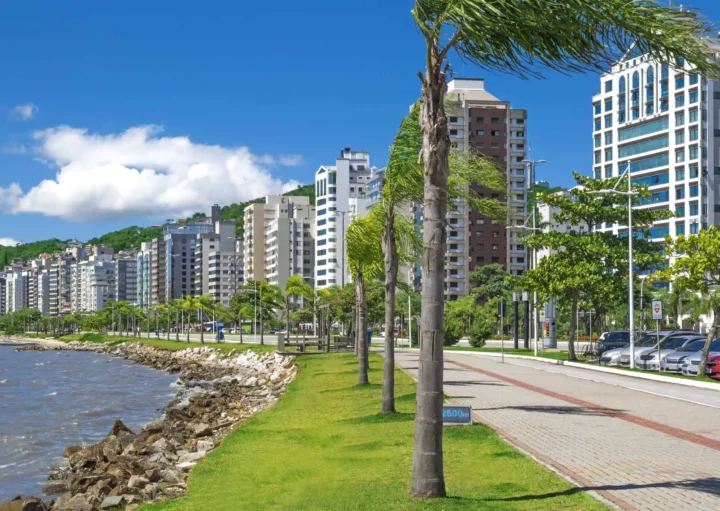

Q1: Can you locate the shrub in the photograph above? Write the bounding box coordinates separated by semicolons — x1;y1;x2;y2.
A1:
469;317;493;348
443;317;463;346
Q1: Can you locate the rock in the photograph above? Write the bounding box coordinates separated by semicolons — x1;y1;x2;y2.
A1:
258;378;267;386
160;468;184;484
20;498;45;511
196;439;214;452
127;475;149;490
243;376;258;387
176;462;197;471
53;494;90;511
125;505;140;511
193;423;212;437
99;496;124;509
150;437;173;454
63;445;83;458
109;419;134;437
145;468;162;483
177;450;206;464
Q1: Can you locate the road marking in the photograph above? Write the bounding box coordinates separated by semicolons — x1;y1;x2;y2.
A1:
446;358;720;452
496;356;720;410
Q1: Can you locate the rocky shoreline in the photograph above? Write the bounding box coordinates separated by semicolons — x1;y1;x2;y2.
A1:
1;342;295;511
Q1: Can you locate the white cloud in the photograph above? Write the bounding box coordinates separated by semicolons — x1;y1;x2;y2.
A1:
278;154;304;167
0;238;20;247
0;125;301;222
11;103;38;121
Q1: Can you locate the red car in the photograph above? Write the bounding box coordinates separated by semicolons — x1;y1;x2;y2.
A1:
707;354;720;380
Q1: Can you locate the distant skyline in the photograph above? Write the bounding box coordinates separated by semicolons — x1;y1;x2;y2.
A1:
2;0;718;245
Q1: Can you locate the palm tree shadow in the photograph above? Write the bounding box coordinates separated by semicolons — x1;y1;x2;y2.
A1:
486;477;720;502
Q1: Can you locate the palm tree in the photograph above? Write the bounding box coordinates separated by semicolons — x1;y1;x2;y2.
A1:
183;296;202;342
346;213;386;385
285;275;314;340
257;282;284;345
379;102;501;414
408;0;715;498
197;295;216;343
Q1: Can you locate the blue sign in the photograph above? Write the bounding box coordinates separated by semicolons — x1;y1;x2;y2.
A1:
442;406;472;424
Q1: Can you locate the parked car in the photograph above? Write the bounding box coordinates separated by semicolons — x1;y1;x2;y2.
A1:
680;339;720;376
635;335;705;370
599;330;696;366
617;331;697;367
596;331;630;356
707;354;720;380
661;338;714;372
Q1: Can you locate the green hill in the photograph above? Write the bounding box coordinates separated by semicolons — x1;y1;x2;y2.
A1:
1;184;315;264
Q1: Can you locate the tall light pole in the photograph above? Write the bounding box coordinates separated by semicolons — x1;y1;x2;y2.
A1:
640;275;650;331
507;225;542;355
337;210;349;288
522;158;546;356
589;161;639;368
408;268;413;348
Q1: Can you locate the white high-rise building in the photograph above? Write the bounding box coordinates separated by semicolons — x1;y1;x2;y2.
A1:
4;267;26;314
73;255;117;312
314;148;381;290
243;195;315;292
593;41;720;241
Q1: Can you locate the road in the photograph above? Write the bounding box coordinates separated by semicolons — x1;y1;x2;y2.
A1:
394;349;720;511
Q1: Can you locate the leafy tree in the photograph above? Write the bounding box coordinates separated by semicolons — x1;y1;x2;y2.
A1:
284;275;314;339
470;264;509;304
655;227;720;375
255;281;284;344
524;173;671;361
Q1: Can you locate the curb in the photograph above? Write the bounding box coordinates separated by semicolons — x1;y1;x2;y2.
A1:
440;349;720;392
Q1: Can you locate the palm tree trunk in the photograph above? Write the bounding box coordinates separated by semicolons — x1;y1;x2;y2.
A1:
200;308;204;344
698;306;720;376
286;296;291;343
382;211;398;413
239;319;243;343
410;46;448;499
356;270;369;385
568;297;578;361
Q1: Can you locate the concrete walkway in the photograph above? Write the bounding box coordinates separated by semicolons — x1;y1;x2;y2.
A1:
395;349;720;511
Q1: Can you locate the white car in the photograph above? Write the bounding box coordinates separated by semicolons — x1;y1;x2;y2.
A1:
680;339;720;376
635;336;704;370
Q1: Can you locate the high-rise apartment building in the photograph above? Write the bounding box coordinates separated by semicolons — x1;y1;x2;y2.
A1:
314;148;380;290
0;273;5;316
243;195;315;291
73;255;117;312
136;242;153;310
593;42;720;240
194;217;237;307
412;79;528;300
116;258;137;304
4;266;27;314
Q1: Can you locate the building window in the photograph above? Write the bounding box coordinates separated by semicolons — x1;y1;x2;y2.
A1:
689;146;698;160
476;130;484;136
675;131;685;144
605;80;613;92
676;169;685;181
675;75;685;89
605;133;612;145
689;90;698;103
690;184;699;197
676;149;685;163
676;187;685;199
594;119;601;131
676;223;685;235
676;205;685;217
690;223;699;234
605;99;612;111
689;127;698;141
690;203;699;215
689;166;698;178
689;110;699;122
491;130;500;136
605;116;612;128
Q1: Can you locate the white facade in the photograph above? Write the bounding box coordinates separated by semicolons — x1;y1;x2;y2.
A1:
73;256;117;312
4;267;26;314
314;148;379;290
537;188;588;262
593;42;720;242
136;242;153;310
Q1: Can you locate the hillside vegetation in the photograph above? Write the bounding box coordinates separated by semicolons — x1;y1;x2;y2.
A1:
1;184;315;264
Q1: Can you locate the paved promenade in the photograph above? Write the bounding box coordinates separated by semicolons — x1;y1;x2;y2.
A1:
394;350;720;511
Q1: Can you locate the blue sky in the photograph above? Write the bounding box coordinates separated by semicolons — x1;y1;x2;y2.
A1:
1;0;719;245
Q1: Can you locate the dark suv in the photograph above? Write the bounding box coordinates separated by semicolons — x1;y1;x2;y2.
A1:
597;331;630;356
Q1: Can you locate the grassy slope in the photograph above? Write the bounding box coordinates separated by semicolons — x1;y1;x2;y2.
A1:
142;353;605;511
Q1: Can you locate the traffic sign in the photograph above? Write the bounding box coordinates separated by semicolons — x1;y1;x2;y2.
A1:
513;293;520;302
651;300;663;321
539;310;546;322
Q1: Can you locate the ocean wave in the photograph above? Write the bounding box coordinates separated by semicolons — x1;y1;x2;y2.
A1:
46;392;58;397
34;363;45;366
0;379;7;384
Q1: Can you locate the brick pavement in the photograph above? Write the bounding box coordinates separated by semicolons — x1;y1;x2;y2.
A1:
395;350;720;511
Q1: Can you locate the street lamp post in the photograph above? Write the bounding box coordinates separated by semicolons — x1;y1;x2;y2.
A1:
589;161;639;368
522;159;546;356
408;268;413;349
640;275;650;331
507;224;542;356
337;210;349;288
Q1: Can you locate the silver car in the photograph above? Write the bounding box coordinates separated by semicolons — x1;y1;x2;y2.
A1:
599;332;658;366
618;331;698;367
680;339;720;376
661;338;716;372
636;336;705;370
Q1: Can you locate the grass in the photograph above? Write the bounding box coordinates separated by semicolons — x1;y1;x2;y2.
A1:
55;333;278;355
141;353;606;511
441;346;575;361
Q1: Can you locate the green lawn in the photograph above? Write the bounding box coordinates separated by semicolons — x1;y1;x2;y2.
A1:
141;353;605;511
56;333;278;355
439;346;574;362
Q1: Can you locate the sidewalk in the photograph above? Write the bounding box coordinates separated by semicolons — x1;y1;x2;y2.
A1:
395;349;720;511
